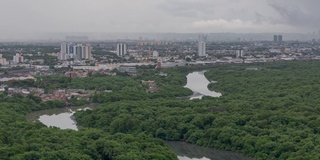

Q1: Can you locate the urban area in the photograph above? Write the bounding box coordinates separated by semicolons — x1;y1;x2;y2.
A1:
1;34;320;103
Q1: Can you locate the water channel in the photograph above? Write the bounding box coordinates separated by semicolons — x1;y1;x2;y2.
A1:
167;142;253;160
26;71;252;160
26;104;97;131
184;71;222;99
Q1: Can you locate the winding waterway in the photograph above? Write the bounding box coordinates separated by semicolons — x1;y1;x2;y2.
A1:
26;104;97;131
184;71;222;99
167;142;253;160
26;71;252;160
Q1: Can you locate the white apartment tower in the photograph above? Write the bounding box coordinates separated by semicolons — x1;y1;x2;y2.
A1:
58;43;67;60
198;41;206;57
198;35;207;57
13;53;24;64
0;54;7;65
82;44;92;60
117;43;127;57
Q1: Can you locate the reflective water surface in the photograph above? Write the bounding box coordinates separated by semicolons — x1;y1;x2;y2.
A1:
185;71;222;99
26;72;250;160
167;142;254;160
26;104;97;131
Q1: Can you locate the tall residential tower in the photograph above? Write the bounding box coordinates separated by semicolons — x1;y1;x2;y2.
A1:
198;35;207;57
273;35;283;44
117;43;127;57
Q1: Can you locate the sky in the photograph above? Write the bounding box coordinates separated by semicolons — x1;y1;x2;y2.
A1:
0;0;319;38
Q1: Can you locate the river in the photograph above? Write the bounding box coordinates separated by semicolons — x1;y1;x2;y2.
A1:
184;71;222;99
167;142;253;160
26;71;252;160
26;104;97;131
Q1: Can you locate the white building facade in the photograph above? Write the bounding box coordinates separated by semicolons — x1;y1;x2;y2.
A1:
13;53;24;64
198;41;206;57
0;54;7;65
117;43;127;57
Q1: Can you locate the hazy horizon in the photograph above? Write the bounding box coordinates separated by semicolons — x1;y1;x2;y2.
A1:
1;0;320;40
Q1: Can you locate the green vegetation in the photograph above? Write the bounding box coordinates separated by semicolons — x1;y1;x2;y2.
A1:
75;61;320;160
8;67;193;103
0;95;177;160
2;60;320;159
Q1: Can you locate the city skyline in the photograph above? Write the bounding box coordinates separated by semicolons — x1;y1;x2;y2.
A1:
1;0;320;39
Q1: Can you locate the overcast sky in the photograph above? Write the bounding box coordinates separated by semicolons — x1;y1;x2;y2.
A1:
0;0;319;38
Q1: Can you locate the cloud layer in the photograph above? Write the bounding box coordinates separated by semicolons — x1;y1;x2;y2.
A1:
0;0;319;38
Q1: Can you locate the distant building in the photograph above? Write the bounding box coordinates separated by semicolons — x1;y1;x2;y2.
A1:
198;34;207;57
236;50;244;58
0;54;7;65
273;35;283;44
269;49;282;53
81;44;92;60
74;44;83;60
118;66;136;76
156;62;161;68
58;43;92;61
273;35;278;43
117;43;127;57
13;53;23;64
278;35;283;43
153;51;159;58
198;41;206;57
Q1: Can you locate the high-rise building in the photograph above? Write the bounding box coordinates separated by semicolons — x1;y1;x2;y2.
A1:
198;41;206;57
117;43;127;57
59;43;92;61
198;34;207;57
82;44;92;60
13;53;23;64
0;54;7;65
273;35;278;43
153;50;159;58
74;44;83;60
58;43;67;60
236;50;244;58
57;52;66;61
273;35;283;44
278;35;283;43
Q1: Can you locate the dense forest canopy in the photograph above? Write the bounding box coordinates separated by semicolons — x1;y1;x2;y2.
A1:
1;60;320;159
0;95;177;159
76;61;320;159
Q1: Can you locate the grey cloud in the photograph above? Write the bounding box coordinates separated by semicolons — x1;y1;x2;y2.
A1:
158;0;216;18
0;0;319;39
269;0;320;28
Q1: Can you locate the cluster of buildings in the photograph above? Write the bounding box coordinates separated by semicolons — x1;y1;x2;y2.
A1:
0;53;24;65
2;35;320;103
39;89;91;102
0;86;91;102
57;43;92;61
115;35;208;58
